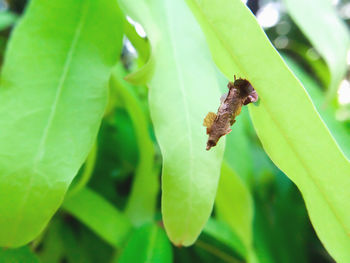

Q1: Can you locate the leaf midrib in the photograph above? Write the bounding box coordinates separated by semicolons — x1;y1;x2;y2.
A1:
163;0;194;245
188;0;350;237
8;1;90;245
34;2;90;164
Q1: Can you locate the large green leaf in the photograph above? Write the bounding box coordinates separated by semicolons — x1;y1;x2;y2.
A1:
62;187;132;248
186;0;350;261
118;0;225;246
283;0;350;100
283;54;350;160
0;0;123;246
118;223;173;263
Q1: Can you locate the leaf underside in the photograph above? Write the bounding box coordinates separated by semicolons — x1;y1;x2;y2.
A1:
186;0;350;261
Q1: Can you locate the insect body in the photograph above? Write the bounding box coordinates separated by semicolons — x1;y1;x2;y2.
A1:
203;76;258;150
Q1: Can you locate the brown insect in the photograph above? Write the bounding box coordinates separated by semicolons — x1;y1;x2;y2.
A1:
203;76;258;150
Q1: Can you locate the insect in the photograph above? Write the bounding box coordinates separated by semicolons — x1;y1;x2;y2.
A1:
203;76;258;150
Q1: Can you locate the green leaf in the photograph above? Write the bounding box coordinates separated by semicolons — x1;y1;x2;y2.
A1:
67;142;98;198
215;162;255;262
224;108;254;185
0;0;123;247
36;218;65;263
124;19;150;63
287;41;330;89
0;246;39;263
194;239;244;263
186;0;350;261
0;11;17;31
216;163;253;248
254;173;310;263
124;56;155;86
62;187;132;248
203;218;246;260
111;65;159;226
75;225;116;263
283;0;350;100
118;0;225;246
118;223;173;263
283;54;350;160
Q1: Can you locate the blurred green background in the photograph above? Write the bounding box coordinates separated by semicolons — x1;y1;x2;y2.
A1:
0;0;349;262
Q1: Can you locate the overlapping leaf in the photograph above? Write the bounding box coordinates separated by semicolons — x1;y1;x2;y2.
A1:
0;0;123;246
118;0;225;246
186;0;350;261
284;0;350;100
215;163;256;262
111;65;159;226
118;223;173;263
63;188;132;248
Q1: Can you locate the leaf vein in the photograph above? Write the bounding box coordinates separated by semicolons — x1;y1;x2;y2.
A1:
190;0;350;237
